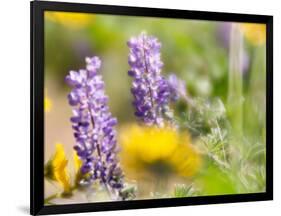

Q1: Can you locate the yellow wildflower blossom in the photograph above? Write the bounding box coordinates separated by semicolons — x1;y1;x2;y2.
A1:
73;150;83;187
52;143;72;194
45;11;92;29
44;89;52;113
73;151;82;173
44;96;52;113
240;23;266;45
119;124;201;181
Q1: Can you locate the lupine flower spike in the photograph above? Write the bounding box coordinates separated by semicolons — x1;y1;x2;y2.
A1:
65;56;124;198
127;32;171;127
167;74;187;102
167;74;195;107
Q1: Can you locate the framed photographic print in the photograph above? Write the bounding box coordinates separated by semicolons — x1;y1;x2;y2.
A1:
30;0;273;215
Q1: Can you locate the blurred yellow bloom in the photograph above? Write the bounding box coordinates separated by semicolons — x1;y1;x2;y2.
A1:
240;23;266;45
45;11;92;29
44;96;52;113
52;143;72;194
44;89;52;113
73;150;82;173
119;125;201;181
73;150;83;187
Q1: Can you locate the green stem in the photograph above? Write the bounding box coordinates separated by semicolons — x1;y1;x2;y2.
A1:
44;186;76;204
44;193;59;204
227;23;244;137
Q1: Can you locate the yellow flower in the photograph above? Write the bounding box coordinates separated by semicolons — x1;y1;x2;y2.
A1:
44;89;52;113
52;143;72;194
73;150;84;187
44;96;52;113
45;11;92;29
119;124;201;181
73;151;82;173
240;23;266;45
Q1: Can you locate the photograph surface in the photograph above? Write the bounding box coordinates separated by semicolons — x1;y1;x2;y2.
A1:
43;11;266;205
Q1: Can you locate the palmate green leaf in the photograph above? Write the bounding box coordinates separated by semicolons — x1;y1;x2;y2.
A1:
175;97;230;170
173;184;200;198
235;161;266;193
244;142;266;163
119;185;137;201
175;97;227;137
201;127;228;161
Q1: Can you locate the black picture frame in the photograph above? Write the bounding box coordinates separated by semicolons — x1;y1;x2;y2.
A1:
30;1;273;215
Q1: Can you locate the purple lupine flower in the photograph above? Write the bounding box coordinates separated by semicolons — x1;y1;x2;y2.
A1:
65;56;124;196
217;23;250;74
167;74;187;101
217;22;232;49
127;32;170;127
